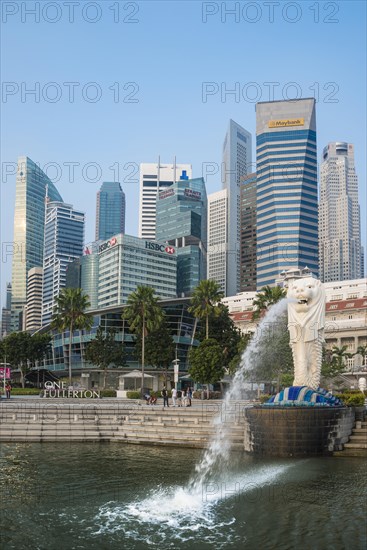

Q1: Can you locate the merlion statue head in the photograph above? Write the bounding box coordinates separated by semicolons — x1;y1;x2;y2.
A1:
287;278;325;314
286;277;326;342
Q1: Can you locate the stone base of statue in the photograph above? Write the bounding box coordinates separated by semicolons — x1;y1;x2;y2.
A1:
244;387;354;457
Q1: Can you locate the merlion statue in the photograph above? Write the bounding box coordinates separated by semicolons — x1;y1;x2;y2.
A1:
286;277;325;390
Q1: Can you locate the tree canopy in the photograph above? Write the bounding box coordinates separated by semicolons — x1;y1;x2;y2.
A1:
51;288;93;384
245;311;293;391
198;302;243;367
252;285;286;320
84;327;126;389
188;338;225;387
0;332;51;387
188;279;224;339
122;285;164;393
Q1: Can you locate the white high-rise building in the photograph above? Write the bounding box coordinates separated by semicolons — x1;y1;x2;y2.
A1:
222;120;252;296
42;200;85;326
319;142;362;282
26;267;43;332
207;189;228;294
138;160;192;240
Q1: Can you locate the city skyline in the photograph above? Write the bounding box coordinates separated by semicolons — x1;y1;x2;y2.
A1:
1;2;366;308
2;112;366;310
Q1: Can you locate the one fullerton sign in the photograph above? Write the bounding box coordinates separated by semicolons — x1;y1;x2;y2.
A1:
268;118;305;128
44;381;100;398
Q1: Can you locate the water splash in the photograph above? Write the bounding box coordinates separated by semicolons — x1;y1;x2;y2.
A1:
92;299;291;542
189;298;288;490
92;463;290;546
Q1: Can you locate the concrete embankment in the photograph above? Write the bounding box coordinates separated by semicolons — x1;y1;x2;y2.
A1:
0;399;251;450
333;420;367;457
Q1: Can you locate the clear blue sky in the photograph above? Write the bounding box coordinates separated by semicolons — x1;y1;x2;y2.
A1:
1;0;366;308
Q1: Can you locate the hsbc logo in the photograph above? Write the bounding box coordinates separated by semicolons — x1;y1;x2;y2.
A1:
145;241;176;255
99;237;118;253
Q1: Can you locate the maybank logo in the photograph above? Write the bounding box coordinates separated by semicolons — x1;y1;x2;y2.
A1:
268;118;305;128
145;241;176;255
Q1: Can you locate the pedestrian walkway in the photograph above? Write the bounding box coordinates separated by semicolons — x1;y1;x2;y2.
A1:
0;398;254;449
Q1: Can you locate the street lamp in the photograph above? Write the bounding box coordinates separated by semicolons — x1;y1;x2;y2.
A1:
172;358;180;387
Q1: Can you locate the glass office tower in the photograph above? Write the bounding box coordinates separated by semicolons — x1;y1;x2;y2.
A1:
10;157;63;331
95;182;126;241
255;98;318;288
156;177;207;296
138;160;192;239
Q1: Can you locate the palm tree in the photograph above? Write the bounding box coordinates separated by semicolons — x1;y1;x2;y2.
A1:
51;288;93;385
122;286;164;395
331;344;353;371
188;279;224;340
252;285;286;320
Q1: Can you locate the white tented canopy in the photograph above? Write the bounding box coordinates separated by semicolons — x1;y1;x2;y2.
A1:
118;370;154;391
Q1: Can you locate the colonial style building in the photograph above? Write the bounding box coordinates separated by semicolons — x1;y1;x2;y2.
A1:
225;278;367;375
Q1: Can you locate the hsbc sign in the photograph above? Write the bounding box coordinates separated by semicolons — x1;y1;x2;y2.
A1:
99;237;117;253
145;241;176;255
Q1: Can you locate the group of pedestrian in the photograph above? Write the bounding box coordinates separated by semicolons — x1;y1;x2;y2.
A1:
162;386;192;408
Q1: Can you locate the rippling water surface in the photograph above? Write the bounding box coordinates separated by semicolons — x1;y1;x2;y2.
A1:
0;443;365;550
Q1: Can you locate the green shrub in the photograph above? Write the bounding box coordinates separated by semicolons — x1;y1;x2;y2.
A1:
126;391;141;399
10;388;41;395
100;389;116;398
346;393;365;407
335;392;365;406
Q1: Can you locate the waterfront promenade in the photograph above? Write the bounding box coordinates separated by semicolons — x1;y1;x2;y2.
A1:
0;398;250;449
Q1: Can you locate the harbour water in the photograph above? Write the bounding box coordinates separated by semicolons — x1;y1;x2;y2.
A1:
1;442;365;549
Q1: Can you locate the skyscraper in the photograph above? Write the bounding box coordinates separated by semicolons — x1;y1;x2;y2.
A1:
10;157;63;331
138;160;192;240
222;120;252;296
319;142;362;282
42;200;85;325
1;283;12;339
207;189;228;294
95;182;126;241
240;173;257;291
255;98;318;288
25;267;43;332
156;177;207;296
97;234;177;308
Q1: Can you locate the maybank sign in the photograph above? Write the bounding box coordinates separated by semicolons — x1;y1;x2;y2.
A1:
268;118;305;128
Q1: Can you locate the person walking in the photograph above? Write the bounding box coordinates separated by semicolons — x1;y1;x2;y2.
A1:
5;382;12;399
187;386;192;407
182;388;188;407
171;386;177;407
176;388;182;407
162;386;169;408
